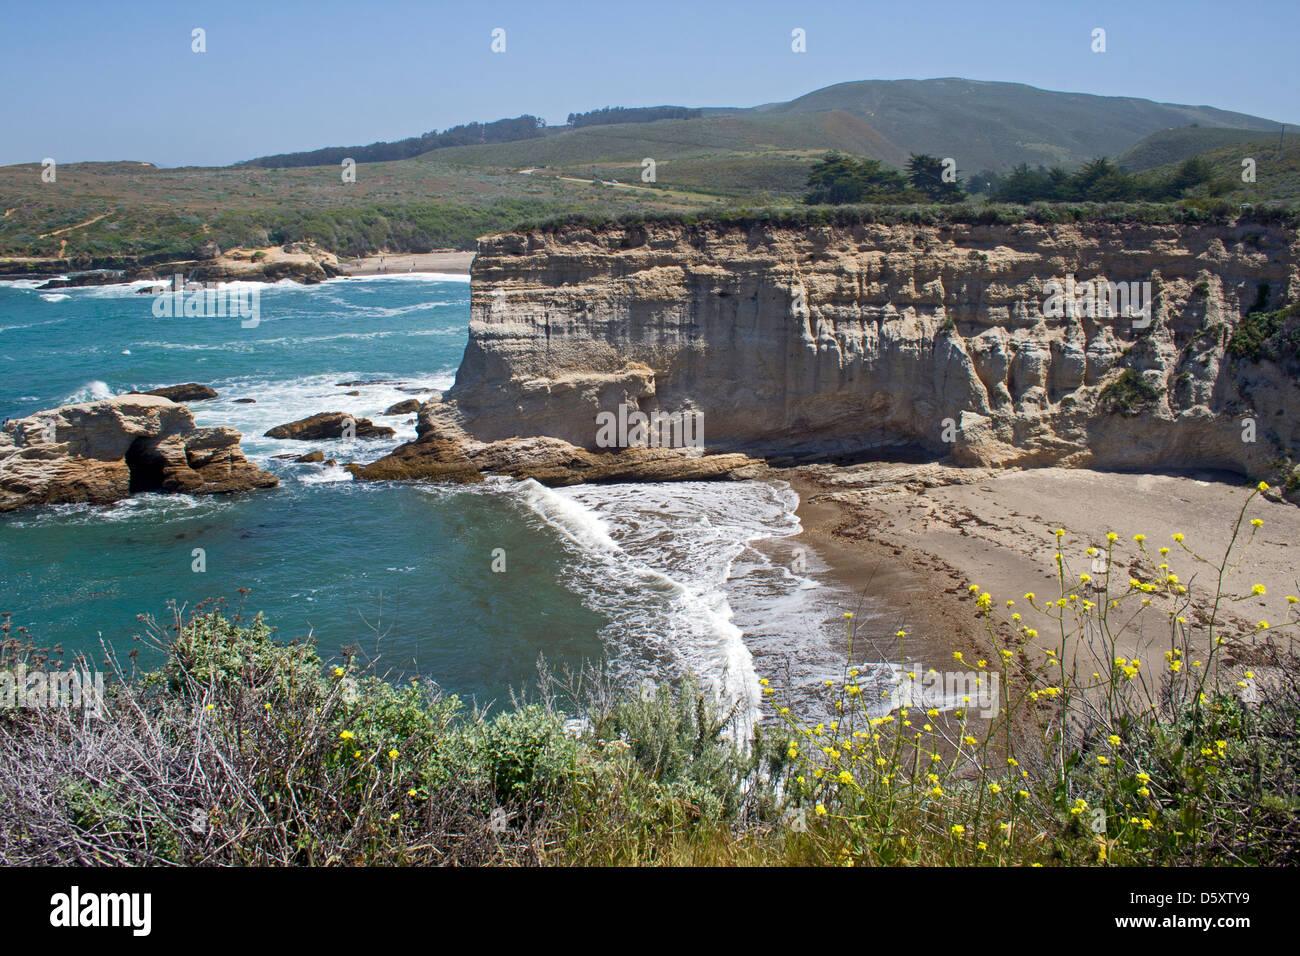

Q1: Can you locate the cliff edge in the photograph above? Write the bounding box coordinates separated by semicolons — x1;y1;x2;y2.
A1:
444;218;1297;484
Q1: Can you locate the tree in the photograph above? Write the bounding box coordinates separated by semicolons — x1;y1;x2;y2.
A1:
804;153;912;205
906;153;965;203
965;169;1001;196
992;164;1056;203
1066;158;1134;202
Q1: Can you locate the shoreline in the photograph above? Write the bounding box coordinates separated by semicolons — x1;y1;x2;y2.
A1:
781;462;1298;689
337;250;474;277
0;247;476;289
783;470;987;679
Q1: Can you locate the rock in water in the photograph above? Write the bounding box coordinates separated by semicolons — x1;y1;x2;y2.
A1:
0;394;277;512
350;403;764;486
134;383;219;402
263;412;395;440
383;399;421;415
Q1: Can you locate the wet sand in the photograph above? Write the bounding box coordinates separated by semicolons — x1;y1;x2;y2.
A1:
783;463;1299;680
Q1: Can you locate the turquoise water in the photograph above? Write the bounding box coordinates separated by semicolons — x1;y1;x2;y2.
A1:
0;274;849;716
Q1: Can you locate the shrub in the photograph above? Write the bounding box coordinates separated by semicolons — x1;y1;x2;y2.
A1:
1227;301;1300;362
1099;368;1164;416
759;482;1300;865
3;485;1296;866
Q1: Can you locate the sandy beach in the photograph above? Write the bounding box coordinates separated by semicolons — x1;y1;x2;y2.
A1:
784;463;1298;693
337;250;475;276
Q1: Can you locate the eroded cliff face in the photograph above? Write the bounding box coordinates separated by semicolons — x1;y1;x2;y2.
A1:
444;219;1298;482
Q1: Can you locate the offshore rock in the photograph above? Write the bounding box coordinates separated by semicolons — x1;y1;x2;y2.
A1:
0;394;276;512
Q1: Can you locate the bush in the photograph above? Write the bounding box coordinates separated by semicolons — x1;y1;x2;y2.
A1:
758;482;1300;865
1227;301;1300;362
3;484;1296;866
1099;368;1164;416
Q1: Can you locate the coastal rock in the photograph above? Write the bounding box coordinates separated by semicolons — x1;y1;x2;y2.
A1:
0;394;277;512
38;272;124;290
448;219;1300;489
349;404;763;486
148;241;344;285
294;450;325;463
134;383;219;402
27;242;346;289
234;397;257;404
264;412;395;441
383;399;421;415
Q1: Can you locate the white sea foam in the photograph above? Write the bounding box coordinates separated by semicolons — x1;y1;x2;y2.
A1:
40;293;70;303
1;490;226;528
0;278;64;290
297;463;354;484
62;380;115;404
187;370;455;472
497;478;854;739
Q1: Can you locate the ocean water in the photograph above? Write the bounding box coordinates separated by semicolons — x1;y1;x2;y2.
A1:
0;274;856;721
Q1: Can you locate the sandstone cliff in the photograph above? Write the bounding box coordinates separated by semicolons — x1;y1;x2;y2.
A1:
434;217;1298;489
0;395;277;512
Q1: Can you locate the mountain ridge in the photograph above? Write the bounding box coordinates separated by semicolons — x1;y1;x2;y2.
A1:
241;77;1292;175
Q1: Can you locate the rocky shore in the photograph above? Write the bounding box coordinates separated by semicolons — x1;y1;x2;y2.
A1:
0;394;276;512
1;241;346;289
348;401;764;485
0;244;476;290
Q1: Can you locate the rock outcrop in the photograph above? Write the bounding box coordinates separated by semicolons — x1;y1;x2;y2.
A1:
0;395;277;512
264;412;394;440
25;242;345;290
348;404;763;486
134;383;219;402
436;217;1298;489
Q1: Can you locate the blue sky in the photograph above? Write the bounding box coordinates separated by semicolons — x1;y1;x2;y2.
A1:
3;0;1297;167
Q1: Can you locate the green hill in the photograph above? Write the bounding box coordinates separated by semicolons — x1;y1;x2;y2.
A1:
1116;126;1277;171
243;78;1291;180
407;79;1289;204
4;78;1294;264
758;78;1286;171
1140;135;1300;205
424;110;905;169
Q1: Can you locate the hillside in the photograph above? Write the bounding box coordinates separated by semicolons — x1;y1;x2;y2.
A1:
2;78;1293;267
1142;134;1300;205
0;156;716;264
757;78;1284;171
1116;126;1277;171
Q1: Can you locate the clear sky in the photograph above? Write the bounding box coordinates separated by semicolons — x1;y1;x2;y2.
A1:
3;0;1296;167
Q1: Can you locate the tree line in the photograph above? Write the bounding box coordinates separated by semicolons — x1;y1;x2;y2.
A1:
240;115;548;169
565;106;703;127
806;153;1224;205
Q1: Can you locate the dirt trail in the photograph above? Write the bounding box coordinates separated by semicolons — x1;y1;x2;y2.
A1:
38;212;109;239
